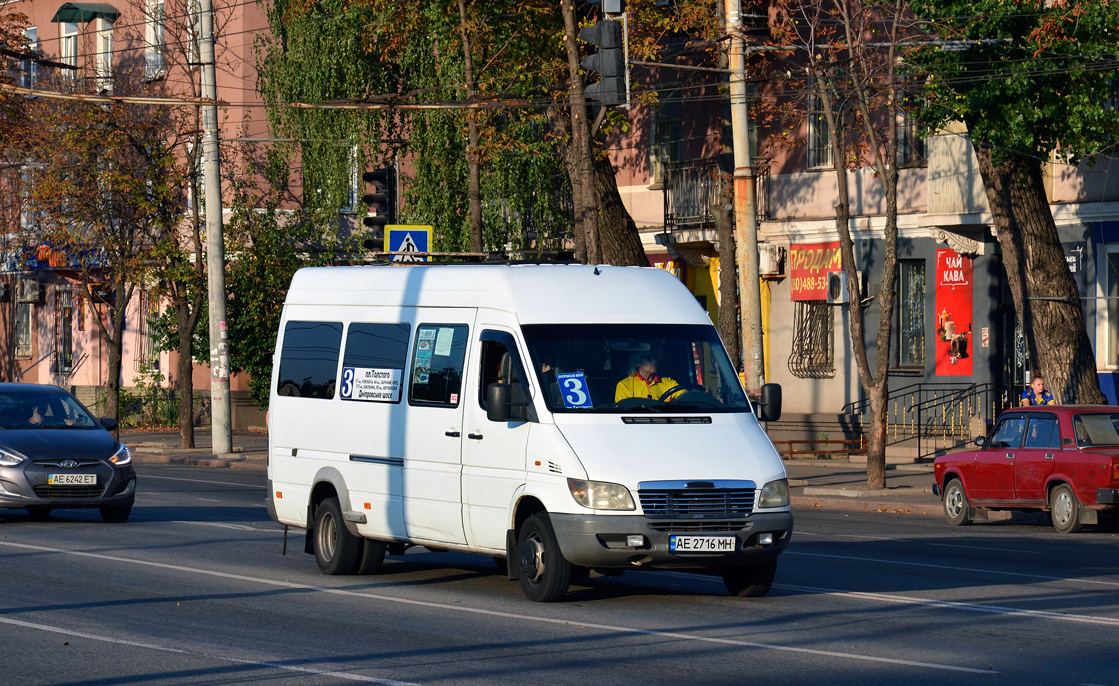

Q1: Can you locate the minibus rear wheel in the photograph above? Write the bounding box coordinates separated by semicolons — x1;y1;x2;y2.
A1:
314;497;361;575
722;559;777;597
517;513;572;602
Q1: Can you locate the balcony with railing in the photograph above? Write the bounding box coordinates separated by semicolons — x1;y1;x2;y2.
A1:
663;159;769;233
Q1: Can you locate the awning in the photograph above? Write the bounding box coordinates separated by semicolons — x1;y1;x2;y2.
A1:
51;3;120;23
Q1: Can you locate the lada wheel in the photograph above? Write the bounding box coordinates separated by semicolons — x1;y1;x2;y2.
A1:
722;559;777;597
517;513;572;602
942;479;973;526
1050;484;1083;534
314;497;361;574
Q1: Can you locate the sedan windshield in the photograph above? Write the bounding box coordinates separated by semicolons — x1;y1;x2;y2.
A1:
521;324;750;413
1073;413;1119;448
0;391;100;430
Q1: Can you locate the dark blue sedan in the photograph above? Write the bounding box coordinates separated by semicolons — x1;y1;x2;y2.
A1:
0;383;135;522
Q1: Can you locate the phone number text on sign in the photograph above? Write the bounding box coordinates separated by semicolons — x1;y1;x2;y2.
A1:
340;367;402;402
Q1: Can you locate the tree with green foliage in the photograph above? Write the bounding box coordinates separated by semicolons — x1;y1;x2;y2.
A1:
19;78;186;421
908;0;1114;404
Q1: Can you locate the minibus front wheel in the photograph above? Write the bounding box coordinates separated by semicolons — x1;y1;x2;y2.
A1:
517;513;572;602
314;497;361;575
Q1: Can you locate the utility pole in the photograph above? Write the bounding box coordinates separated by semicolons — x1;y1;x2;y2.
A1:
726;0;764;395
198;0;232;455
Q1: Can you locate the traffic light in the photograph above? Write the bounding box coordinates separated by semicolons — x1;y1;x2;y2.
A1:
362;167;396;230
579;19;625;107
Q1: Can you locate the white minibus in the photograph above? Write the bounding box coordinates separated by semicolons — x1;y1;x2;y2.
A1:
266;263;791;601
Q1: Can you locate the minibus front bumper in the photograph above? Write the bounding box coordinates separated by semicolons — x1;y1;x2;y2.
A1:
549;512;793;570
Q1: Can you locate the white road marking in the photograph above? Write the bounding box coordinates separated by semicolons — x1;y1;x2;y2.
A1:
0;614;419;684
785;550;1119;588
777;584;1119;627
196;498;223;503
796;529;1083;556
167;521;265;531
138;474;266;489
0;541;993;675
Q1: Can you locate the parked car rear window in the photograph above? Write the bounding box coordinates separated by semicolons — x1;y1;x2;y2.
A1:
1023;415;1060;449
1073;413;1119;448
276;321;343;399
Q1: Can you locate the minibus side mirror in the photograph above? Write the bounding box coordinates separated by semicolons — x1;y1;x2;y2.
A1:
757;383;782;423
487;383;511;422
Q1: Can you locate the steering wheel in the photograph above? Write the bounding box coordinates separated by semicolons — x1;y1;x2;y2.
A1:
658;383;707;402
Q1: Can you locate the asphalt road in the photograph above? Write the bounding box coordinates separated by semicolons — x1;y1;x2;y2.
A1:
2;465;1118;686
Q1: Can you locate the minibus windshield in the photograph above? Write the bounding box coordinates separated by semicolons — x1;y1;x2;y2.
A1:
521;324;751;413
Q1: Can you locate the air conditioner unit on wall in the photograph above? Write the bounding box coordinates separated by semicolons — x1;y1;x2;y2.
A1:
17;277;40;303
758;244;786;277
826;271;849;304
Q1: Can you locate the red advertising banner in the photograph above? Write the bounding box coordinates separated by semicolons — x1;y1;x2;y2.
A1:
789;241;842;300
935;249;973;376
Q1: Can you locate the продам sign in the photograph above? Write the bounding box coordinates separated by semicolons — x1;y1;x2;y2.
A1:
789;241;842;300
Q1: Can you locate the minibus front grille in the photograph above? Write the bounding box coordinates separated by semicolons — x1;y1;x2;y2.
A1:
638;488;755;518
646;520;749;532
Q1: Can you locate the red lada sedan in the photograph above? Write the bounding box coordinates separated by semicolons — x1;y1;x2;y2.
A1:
933;406;1119;533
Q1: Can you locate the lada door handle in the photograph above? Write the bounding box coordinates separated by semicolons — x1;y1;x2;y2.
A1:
1005;452;1015;459
1045;453;1055;460
445;431;460;438
468;432;484;440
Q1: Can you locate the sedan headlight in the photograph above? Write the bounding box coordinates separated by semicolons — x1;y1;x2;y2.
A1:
568;478;635;511
0;447;26;467
109;444;131;466
757;478;789;509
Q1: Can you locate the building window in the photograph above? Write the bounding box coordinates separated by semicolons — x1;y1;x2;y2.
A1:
20;28;38;88
59;22;78;77
651;88;681;185
95;17;113;90
807;78;833;169
15;302;32;358
1107;251;1119;367
897;75;926;166
146;0;165;78
58;287;74;373
898;260;926;367
788;301;834;378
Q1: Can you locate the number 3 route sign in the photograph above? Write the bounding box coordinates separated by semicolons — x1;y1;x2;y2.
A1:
384;225;432;262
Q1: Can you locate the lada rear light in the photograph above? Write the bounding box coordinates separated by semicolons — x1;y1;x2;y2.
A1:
1113;462;1119;483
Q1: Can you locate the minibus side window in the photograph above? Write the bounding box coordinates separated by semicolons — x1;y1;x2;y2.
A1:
276;320;343;399
340;323;411;404
478;331;530;411
409;324;468;406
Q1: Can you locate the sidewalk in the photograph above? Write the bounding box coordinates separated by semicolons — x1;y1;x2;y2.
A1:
123;430;945;517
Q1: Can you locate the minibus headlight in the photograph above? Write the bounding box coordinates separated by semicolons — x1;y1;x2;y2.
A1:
757;478;789;509
568;479;635;511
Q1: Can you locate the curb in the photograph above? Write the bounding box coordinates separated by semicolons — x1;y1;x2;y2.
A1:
791;495;941;516
133;452;268;471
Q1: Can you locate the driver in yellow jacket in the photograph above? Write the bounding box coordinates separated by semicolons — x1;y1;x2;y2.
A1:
616;355;680;402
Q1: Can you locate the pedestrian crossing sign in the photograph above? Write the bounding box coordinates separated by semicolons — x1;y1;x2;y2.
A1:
384;225;432;262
